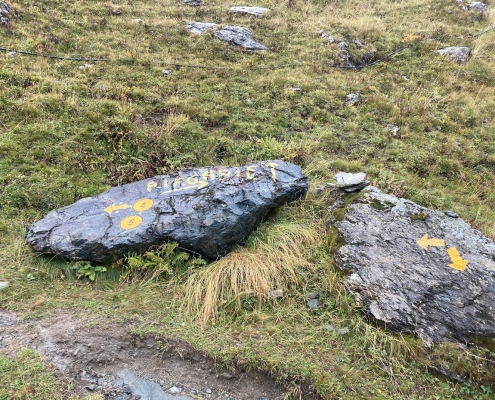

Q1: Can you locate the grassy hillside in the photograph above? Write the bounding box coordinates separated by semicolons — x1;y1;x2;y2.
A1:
1;0;495;398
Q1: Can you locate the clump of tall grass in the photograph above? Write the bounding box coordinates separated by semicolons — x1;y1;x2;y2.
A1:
182;220;321;326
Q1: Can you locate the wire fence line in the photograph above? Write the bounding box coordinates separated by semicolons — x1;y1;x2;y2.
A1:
0;24;493;71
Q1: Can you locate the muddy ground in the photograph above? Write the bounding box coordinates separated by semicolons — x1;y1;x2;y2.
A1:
0;309;318;399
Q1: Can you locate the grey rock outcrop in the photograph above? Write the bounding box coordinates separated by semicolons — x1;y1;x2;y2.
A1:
1;1;12;25
331;186;495;346
332;172;369;192
229;6;269;16
186;22;218;35
26;161;307;263
462;2;488;13
437;47;471;64
213;26;267;50
182;0;203;6
345;93;362;105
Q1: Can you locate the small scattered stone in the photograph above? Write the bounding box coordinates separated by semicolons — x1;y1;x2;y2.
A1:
221;372;233;379
213;26;267;50
334;172;369;193
353;39;365;48
229;6;269;16
323;324;334;331
86;384;97;391
289;87;302;93
168;386;181;394
313;185;326;195
259;397;268;400
268;289;284;299
444;210;459;218
386;123;400;136
162;70;171;76
437;47;471;65
345;92;361;105
308;292;318;300
337;327;350;335
182;0;203;6
123;385;132;394
318;30;334;43
112;8;123;15
7;51;17;56
78;64;93;70
206;388;212;394
0;281;8;290
338;42;354;66
185;22;218;35
307;299;318;309
113;304;119;309
463;2;488;13
132;18;143;24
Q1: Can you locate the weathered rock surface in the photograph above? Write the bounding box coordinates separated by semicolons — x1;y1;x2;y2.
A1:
333;172;369;192
463;1;488;13
182;0;203;6
229;6;269;16
1;1;12;25
437;47;471;64
213;26;267;50
185;22;218;35
331;186;495;346
345;92;362;105
26;161;307;263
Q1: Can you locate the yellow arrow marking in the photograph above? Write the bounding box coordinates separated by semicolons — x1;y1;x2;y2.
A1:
161;180;208;195
416;234;445;250
447;247;468;271
105;203;131;214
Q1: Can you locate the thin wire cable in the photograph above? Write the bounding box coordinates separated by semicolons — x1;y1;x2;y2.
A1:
469;25;495;38
1;44;406;71
0;47;110;61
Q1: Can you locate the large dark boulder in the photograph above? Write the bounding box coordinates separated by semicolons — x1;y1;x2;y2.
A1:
331;185;495;346
26;160;308;263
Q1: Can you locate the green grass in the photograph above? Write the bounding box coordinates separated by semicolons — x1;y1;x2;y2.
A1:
0;349;79;400
1;0;495;398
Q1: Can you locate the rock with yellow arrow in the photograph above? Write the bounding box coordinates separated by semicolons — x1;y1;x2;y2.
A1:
331;185;495;346
26;160;308;263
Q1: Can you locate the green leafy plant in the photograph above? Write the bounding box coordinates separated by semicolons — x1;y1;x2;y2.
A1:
73;261;107;281
122;242;206;282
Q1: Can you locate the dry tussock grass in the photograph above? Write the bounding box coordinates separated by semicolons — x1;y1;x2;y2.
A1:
181;221;321;326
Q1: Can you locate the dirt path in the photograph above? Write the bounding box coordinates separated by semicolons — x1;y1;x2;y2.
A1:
0;309;293;400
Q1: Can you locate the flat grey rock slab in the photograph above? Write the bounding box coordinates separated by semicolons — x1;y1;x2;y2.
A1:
463;1;488;13
186;22;218;35
229;6;269;16
117;370;193;400
182;0;203;6
26;160;307;263
333;172;369;192
437;47;471;64
213;26;267;50
332;186;495;346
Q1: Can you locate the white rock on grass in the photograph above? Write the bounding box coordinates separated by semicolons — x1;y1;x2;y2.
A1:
229;6;269;16
186;22;218;35
463;2;488;13
437;47;471;64
213;26;266;50
0;281;8;290
333;172;369;192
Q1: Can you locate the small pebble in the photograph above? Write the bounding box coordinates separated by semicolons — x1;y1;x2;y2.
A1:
307;299;318;309
323;324;334;331
444;210;459;218
162;70;171;76
206;388;212;394
308;292;318;300
168;386;181;394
